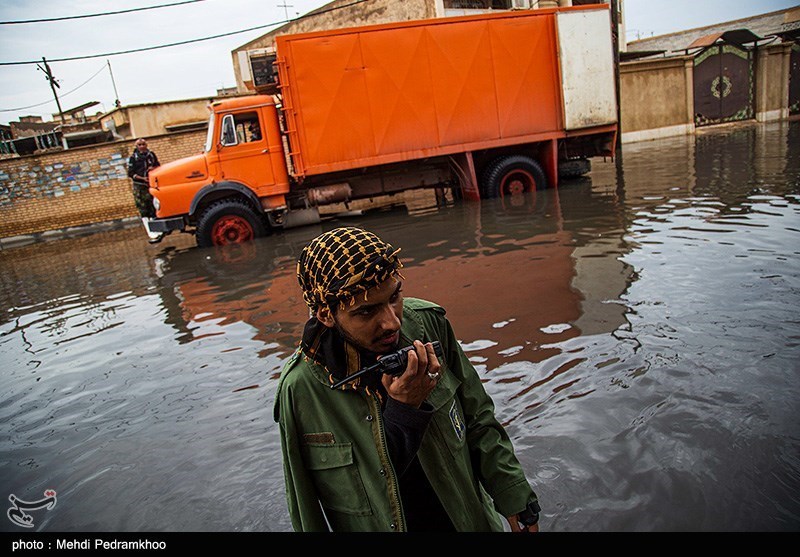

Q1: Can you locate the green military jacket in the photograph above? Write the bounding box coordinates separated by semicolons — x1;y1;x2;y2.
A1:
273;298;536;532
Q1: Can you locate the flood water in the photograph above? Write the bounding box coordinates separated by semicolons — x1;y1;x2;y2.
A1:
1;121;799;532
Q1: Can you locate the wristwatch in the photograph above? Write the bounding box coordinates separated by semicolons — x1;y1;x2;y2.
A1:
517;500;541;528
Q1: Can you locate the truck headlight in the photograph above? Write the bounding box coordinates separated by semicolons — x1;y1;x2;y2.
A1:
152;196;161;211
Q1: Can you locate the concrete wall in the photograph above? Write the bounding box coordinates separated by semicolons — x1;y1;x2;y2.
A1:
620;56;695;143
756;42;793;122
621;41;794;143
10;120;58;139
232;0;436;92
100;99;213;139
128;101;210;137
0;130;206;240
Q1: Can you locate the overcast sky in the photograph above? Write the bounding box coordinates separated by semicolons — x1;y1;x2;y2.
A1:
0;0;796;126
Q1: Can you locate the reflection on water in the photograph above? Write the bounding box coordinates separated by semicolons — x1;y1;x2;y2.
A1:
1;121;798;531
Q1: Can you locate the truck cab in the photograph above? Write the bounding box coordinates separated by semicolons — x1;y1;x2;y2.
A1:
148;96;290;246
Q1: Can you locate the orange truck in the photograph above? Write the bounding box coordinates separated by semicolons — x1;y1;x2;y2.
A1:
147;4;617;246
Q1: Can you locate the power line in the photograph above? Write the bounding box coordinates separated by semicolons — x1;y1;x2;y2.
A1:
0;0;368;66
0;0;206;25
0;98;55;113
0;22;283;66
58;64;108;97
0;63;107;112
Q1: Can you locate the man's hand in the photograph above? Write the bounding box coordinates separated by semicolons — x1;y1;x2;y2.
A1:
507;514;539;533
381;340;441;408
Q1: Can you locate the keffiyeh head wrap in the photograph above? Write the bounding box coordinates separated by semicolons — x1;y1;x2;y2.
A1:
297;227;403;311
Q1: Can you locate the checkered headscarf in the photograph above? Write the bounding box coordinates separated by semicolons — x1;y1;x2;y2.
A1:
297;227;403;311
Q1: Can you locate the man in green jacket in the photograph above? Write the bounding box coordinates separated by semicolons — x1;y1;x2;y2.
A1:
274;226;540;532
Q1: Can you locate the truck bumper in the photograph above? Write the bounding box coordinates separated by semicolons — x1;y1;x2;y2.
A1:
149;217;185;233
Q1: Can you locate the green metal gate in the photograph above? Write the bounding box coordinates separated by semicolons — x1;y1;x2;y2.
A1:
693;44;754;127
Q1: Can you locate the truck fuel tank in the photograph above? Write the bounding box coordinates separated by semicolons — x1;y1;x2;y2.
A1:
306;183;352;206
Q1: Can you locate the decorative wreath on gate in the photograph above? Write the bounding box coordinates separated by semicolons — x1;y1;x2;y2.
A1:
711;75;732;99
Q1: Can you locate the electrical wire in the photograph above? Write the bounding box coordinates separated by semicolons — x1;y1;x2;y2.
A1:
0;0;368;66
0;98;55;113
0;0;206;25
0;63;107;112
1;23;284;66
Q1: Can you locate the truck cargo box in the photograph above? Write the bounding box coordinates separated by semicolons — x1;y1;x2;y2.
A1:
275;5;616;178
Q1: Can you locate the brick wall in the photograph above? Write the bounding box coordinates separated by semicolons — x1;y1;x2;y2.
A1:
0;130;206;238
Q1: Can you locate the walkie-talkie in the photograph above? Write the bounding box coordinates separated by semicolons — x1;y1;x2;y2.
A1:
330;341;444;389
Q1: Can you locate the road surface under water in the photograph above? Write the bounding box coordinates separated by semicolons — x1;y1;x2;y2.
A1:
1;121;798;531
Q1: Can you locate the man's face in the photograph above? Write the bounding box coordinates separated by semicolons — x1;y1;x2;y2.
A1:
316;276;403;354
136;141;147;153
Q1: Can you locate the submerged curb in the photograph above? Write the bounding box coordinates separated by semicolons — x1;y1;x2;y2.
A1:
0;217;141;250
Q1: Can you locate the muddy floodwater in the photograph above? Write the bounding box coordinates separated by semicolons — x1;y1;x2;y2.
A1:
1;121;799;532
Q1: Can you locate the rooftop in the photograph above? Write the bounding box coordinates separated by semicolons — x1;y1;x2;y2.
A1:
627;7;794;53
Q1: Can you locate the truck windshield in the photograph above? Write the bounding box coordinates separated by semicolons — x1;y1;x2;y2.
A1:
203;112;215;152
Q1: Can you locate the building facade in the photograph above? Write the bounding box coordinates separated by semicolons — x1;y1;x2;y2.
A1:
99;98;217;140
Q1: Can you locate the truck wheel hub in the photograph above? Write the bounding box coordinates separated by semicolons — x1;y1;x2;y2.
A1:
501;170;535;197
212;216;254;245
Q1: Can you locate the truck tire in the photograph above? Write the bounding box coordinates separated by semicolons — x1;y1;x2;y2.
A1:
481;155;546;199
195;198;266;247
558;158;591;178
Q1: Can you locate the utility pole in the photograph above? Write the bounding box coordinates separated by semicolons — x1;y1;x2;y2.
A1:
609;0;625;204
107;59;121;108
609;0;622;155
36;57;66;125
277;3;293;21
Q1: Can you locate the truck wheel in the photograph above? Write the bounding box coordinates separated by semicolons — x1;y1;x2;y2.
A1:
482;155;546;199
196;199;266;247
558;158;591;179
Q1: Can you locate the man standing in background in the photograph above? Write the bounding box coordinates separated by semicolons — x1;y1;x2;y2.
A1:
127;138;163;244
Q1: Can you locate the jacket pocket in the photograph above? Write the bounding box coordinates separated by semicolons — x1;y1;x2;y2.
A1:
427;364;467;456
302;442;373;516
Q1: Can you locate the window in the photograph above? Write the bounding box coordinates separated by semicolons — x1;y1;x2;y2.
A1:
220;111;262;146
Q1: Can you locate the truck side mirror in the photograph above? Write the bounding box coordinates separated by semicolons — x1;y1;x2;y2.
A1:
220;114;238;147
